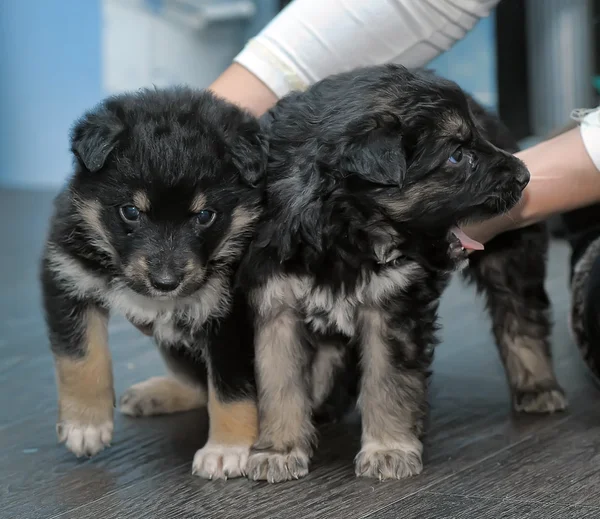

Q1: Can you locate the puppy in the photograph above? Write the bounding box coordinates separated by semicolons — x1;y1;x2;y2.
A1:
241;64;566;483
40;87;267;480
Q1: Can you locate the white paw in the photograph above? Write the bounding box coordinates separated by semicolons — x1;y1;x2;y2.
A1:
355;439;423;480
192;443;250;480
246;448;310;483
119;377;207;417
119;387;162;417
57;420;114;458
513;388;568;414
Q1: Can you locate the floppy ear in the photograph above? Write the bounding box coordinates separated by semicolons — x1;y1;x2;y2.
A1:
228;119;269;188
340;117;406;187
70;105;125;173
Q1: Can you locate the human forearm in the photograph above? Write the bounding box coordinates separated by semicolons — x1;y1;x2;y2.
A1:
466;125;600;243
209;63;278;117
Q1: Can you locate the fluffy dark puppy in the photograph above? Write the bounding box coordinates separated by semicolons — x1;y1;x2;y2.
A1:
40;87;267;480
241;64;566;483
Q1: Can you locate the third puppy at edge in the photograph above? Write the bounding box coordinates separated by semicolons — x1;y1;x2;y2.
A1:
241;64;566;483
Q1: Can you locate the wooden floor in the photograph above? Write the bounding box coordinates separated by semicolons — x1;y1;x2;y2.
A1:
3;188;600;519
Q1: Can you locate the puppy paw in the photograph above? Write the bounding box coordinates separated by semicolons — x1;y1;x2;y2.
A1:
355;440;423;481
513;388;568;414
192;443;250;480
246;448;310;483
57;420;113;458
57;394;114;458
119;376;207;417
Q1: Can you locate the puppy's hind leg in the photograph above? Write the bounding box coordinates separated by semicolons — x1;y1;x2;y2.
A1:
465;224;567;414
119;345;208;417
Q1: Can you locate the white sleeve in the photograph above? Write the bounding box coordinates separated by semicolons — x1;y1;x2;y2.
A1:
577;107;600;172
234;0;500;98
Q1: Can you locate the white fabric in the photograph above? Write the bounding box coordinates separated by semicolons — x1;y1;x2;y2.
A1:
577;107;600;172
234;0;500;98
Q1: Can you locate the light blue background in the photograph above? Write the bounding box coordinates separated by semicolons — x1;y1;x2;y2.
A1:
0;2;497;189
0;0;103;189
428;12;497;112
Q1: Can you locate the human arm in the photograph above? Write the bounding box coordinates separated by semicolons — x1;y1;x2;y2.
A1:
465;112;600;244
209;0;499;114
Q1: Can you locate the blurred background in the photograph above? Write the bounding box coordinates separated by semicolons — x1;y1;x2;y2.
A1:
0;0;598;190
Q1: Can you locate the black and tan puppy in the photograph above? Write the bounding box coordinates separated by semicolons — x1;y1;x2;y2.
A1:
242;64;566;483
40;87;266;480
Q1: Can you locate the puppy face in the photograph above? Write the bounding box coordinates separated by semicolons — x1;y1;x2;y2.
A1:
69;88;266;299
314;66;529;229
375;97;529;228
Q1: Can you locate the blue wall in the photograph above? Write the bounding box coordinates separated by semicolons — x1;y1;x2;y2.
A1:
0;0;103;189
428;12;498;112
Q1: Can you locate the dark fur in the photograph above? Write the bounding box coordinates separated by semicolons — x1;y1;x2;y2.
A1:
558;202;600;381
567;224;600;380
40;87;266;479
241;64;566;483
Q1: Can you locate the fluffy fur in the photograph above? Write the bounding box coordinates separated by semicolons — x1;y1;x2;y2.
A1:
240;64;567;483
40;87;267;480
555;202;600;381
566;219;600;379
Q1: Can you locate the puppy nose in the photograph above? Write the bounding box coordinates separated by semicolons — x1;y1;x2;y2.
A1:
149;272;181;292
516;168;530;189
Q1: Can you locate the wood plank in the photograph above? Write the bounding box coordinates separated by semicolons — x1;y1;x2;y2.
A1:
367;492;600;519
425;416;600;508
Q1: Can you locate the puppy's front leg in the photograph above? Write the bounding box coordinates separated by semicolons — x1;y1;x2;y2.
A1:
246;305;315;483
192;379;258;480
43;272;114;457
192;299;259;480
355;308;426;480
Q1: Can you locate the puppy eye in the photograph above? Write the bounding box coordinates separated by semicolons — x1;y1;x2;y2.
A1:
448;147;464;165
119;205;140;223
195;209;216;227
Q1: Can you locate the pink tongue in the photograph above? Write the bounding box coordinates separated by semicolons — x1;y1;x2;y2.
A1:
451;227;484;251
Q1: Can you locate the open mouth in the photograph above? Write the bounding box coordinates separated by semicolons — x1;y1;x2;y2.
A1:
450;226;484;252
